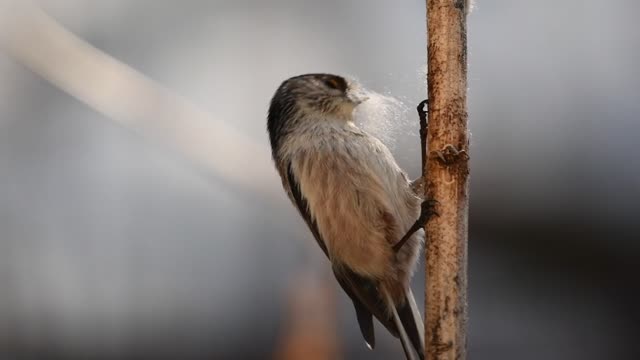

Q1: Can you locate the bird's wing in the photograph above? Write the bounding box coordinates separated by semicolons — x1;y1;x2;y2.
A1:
285;163;328;257
284;162;401;349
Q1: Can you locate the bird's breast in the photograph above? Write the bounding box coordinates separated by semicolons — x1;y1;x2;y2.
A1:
283;124;420;280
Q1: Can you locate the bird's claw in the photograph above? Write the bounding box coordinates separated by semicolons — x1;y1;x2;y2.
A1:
417;99;429;133
392;198;438;252
417;99;429;117
419;199;439;220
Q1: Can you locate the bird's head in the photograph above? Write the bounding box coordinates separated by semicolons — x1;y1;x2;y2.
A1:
267;73;369;152
273;73;368;119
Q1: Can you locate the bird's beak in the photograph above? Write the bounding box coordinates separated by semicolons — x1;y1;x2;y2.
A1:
347;87;369;105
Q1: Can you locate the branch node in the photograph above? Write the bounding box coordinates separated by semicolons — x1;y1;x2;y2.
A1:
430;144;469;165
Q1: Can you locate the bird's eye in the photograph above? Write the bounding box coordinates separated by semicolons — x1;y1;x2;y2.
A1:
325;78;341;90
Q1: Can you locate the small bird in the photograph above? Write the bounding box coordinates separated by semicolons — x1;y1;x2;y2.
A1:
267;74;435;359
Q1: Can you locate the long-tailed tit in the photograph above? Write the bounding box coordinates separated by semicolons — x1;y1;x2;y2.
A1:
267;74;435;359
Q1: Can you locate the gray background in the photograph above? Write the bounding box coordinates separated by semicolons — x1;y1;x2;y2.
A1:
1;0;639;359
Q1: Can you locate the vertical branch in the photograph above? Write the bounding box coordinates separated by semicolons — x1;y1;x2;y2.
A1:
424;0;470;359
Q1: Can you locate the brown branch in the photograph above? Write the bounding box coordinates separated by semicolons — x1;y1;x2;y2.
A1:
423;0;470;359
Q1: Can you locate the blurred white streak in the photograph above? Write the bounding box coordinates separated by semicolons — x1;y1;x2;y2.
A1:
0;1;276;195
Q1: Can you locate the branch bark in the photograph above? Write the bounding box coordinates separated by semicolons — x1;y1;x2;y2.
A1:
424;0;470;359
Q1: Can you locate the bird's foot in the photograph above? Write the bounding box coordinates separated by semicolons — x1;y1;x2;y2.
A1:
393;199;439;253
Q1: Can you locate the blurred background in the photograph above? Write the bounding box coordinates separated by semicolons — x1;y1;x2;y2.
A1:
1;0;639;359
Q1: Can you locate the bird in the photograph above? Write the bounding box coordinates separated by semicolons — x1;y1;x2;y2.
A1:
267;73;435;359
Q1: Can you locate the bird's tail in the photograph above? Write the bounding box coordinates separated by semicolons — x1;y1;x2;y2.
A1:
381;286;425;360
